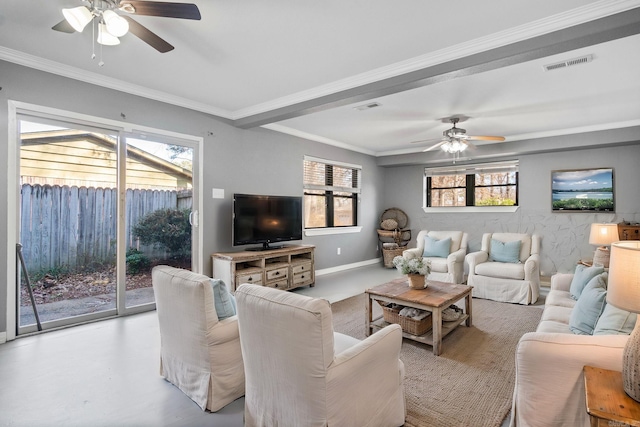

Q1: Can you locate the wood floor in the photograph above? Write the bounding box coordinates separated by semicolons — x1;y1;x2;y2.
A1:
0;264;400;427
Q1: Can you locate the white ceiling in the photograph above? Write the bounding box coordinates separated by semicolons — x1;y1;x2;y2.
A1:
1;0;640;157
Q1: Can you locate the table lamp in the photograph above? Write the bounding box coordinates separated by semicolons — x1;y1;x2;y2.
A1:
589;223;619;267
607;241;640;402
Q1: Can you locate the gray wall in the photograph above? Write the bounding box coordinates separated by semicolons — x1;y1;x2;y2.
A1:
382;144;640;276
0;60;385;335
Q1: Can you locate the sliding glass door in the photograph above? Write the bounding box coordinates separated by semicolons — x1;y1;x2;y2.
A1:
15;113;200;334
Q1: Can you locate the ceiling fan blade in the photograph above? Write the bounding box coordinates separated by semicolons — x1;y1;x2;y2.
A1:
120;1;201;20
423;140;449;152
123;16;174;52
467;135;506;142
52;19;76;33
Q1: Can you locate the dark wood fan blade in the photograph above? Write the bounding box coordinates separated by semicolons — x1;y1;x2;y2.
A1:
123;16;174;53
120;1;201;20
52;20;76;33
467;135;506;141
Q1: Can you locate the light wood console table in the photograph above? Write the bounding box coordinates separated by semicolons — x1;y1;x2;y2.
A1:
212;245;315;292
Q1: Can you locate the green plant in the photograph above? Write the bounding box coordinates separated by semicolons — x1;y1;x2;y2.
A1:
132;208;191;259
126;248;151;275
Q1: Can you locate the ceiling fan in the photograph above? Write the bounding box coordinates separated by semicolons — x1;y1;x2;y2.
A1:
52;1;201;54
414;117;506;154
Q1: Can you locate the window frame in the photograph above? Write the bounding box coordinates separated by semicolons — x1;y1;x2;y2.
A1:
424;161;519;211
303;156;361;231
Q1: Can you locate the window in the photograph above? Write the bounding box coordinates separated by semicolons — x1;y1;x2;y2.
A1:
425;161;518;207
303;156;361;228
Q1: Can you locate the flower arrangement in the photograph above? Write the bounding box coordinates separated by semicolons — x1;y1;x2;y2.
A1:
392;256;431;276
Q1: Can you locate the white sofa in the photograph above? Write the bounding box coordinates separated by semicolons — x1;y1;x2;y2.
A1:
402;230;468;284
466;232;541;305
510;273;629;427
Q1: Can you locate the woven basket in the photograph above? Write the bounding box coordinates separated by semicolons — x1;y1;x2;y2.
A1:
381;305;432;336
382;246;405;268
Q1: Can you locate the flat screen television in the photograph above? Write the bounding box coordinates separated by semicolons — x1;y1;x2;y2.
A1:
233;193;303;250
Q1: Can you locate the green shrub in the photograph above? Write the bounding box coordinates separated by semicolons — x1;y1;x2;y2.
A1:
132;208;191;259
126;248;151;275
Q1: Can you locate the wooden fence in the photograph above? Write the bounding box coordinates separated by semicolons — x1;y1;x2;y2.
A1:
19;184;192;275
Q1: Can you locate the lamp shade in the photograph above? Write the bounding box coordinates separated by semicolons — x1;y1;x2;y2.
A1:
607;241;640;313
589;223;619;246
62;6;93;33
103;10;129;37
97;23;120;45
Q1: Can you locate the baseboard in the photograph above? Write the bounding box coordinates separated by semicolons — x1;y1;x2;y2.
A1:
316;258;381;276
0;331;6;344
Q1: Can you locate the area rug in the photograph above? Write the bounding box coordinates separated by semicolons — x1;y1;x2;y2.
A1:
330;294;543;427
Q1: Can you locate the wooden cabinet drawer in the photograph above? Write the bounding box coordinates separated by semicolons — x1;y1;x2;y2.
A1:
292;262;311;275
293;271;313;286
266;267;288;281
266;280;288;290
236;272;263;285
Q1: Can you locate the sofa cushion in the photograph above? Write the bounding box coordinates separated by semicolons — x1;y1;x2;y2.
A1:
569;274;607;335
593;303;637;336
424;256;448;273
423;235;451;258
489;239;521;263
211;279;237;320
537;319;572;333
545;289;576;309
475;261;525;280
569;264;605;300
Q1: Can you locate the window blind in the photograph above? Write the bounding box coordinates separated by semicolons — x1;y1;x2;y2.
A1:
303;156;361;193
424;160;519;177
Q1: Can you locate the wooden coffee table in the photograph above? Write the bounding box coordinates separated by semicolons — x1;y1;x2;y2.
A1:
365;277;473;356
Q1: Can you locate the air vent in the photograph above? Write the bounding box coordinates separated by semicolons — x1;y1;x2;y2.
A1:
543;54;593;71
354;102;382;111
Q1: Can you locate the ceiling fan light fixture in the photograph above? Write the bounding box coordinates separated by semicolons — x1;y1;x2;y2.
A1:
62;6;93;32
97;23;120;45
103;10;129;37
441;139;468;154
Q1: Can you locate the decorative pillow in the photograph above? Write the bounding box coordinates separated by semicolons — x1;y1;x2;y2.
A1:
593;303;637;336
423;236;451;258
569;264;605;300
211;279;237;320
380;218;398;230
489;239;521;263
569;273;608;335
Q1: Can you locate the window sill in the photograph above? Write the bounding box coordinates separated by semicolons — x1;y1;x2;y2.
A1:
304;226;362;236
422;206;519;213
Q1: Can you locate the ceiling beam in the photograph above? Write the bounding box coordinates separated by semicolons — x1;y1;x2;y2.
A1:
234;8;640;129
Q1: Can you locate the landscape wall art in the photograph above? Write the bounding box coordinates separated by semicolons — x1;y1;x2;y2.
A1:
551;168;614;212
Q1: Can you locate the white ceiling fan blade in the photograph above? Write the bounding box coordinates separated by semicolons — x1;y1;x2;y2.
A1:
423;140;449;152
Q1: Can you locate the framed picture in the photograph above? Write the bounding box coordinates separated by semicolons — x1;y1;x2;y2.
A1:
551;168;614;212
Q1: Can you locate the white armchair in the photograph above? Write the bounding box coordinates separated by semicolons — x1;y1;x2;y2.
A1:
402;230;468;284
235;284;406;427
465;232;541;305
151;266;245;412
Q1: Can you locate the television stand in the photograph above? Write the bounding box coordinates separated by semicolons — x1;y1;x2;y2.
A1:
212;245;315;292
246;243;284;251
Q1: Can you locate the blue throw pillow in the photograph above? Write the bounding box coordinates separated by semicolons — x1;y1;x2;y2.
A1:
593;303;637;336
423;236;451;258
489;239;521;263
569;264;605;300
211;279;237;320
569;273;608;335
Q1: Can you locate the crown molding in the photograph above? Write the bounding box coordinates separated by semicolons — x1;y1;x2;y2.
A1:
233;0;640;119
261;123;376;156
0;46;234;120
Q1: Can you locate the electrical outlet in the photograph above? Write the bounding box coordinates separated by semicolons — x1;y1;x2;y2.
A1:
337;247;341;255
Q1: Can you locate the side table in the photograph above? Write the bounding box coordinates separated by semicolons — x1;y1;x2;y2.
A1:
584;365;640;426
